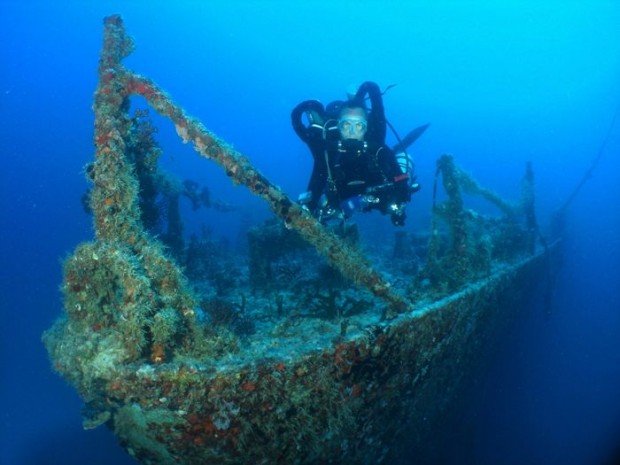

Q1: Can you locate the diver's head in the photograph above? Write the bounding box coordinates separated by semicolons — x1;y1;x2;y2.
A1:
338;106;367;141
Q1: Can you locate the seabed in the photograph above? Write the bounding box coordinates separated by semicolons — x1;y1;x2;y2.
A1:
43;15;558;465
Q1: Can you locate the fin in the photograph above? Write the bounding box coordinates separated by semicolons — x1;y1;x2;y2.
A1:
391;123;430;153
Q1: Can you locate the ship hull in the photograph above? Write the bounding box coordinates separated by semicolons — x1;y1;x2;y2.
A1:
101;251;549;465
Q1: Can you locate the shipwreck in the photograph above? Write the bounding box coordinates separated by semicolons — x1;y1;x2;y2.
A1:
43;16;557;465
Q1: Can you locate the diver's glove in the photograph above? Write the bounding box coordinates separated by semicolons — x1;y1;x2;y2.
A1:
409;177;421;194
318;206;345;224
298;191;312;206
340;194;380;216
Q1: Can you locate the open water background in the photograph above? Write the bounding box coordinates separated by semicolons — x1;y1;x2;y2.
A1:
1;2;619;464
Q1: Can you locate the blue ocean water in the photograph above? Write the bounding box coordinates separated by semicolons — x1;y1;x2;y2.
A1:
1;1;618;464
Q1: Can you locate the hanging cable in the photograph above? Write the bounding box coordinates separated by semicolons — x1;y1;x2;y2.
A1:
557;101;620;216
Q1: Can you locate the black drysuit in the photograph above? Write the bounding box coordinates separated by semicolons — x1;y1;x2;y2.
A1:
292;81;410;218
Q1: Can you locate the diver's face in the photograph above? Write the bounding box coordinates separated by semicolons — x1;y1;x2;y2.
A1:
338;108;367;141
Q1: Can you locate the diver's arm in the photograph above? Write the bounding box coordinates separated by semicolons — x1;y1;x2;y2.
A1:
381;146;412;203
379;146;403;180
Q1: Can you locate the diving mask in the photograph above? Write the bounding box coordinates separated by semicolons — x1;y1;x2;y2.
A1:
338;117;367;139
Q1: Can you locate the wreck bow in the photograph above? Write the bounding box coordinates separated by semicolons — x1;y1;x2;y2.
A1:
44;15;555;465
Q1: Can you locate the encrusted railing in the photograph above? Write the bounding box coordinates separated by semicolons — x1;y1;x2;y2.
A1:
425;154;537;291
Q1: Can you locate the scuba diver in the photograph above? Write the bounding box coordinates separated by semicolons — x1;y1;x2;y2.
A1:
292;81;426;226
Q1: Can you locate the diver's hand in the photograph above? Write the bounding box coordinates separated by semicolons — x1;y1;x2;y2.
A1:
297;191;312;205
